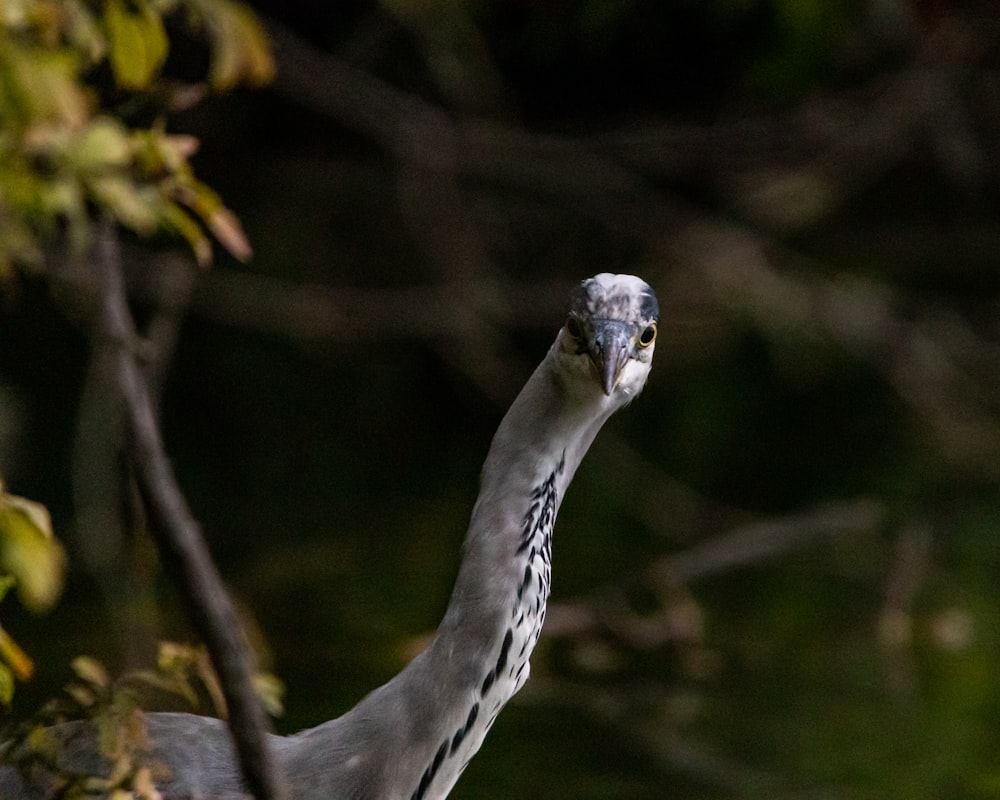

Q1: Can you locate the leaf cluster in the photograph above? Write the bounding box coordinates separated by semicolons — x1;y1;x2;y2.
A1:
2;642;284;798
0;473;285;792
0;0;274;274
0;480;65;705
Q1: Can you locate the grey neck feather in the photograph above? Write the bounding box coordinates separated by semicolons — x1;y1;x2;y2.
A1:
282;340;621;800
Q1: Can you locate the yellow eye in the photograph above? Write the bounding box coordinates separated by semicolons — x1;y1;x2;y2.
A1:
638;323;657;347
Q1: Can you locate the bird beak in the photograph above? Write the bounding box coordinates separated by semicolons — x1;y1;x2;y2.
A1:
588;320;632;396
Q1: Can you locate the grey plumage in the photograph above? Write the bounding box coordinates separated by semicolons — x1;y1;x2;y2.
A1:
0;274;659;800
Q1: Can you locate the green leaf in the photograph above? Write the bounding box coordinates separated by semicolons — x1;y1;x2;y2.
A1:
170;174;252;262
159;200;212;266
88;175;160;233
63;0;109;65
0;622;34;681
124;668;199;706
37;176;85;220
130;126;200;174
0;662;15;705
66;683;99;708
0;39;89;125
197;0;275;90
26;725;56;758
206;205;251;262
69;117;133;172
253;672;285;717
0;484;65;612
72;655;111;690
0;209;43;274
104;0;169;90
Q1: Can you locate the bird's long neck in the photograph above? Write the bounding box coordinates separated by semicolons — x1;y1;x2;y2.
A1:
286;343;620;800
440;341;615;648
400;343;618;799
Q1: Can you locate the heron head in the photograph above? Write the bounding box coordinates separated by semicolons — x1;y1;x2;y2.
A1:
559;273;659;399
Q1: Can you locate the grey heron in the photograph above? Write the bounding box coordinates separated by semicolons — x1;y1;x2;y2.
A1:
1;273;659;800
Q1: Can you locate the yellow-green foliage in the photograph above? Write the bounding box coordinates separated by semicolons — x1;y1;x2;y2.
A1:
0;480;65;703
7;643;283;797
0;0;274;275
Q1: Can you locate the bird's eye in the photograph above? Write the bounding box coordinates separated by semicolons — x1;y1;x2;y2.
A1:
565;316;583;340
638;323;657;347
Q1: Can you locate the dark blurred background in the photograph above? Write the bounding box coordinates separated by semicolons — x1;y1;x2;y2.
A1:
3;0;1000;797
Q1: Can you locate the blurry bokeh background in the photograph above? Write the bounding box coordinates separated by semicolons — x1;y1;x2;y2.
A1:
3;1;1000;797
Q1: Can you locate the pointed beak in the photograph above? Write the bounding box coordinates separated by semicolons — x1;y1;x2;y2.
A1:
588;320;632;396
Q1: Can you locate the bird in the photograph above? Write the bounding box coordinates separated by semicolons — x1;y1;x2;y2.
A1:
0;273;659;800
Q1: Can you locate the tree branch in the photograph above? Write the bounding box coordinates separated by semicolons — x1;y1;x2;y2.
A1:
544;498;886;644
91;220;288;800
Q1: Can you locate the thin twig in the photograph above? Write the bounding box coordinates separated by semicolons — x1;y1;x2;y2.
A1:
92;220;288;800
652;498;886;586
545;498;886;642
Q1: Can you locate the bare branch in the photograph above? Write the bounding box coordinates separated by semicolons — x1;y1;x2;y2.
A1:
91;220;288;800
545;498;886;643
651;498;887;586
